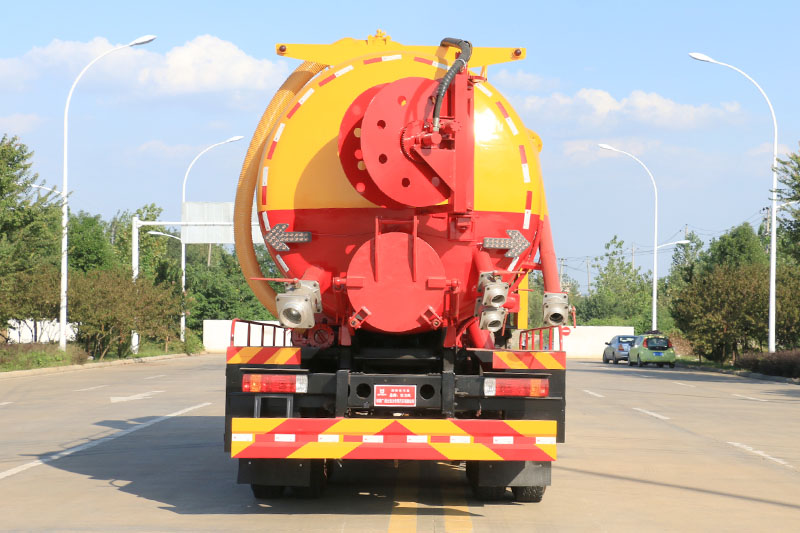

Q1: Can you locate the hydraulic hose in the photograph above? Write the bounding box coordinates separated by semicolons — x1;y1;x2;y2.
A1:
432;38;472;132
234;61;326;317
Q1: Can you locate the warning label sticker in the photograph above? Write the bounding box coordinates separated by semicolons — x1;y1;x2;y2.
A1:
374;385;417;407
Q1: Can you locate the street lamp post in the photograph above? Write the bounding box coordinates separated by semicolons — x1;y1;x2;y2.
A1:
689;52;779;353
59;34;157;351
598;143;660;330
179;136;243;342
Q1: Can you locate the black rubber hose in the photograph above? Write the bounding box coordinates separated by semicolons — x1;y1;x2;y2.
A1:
432;38;472;132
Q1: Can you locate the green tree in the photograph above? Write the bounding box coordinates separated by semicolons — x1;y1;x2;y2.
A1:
703;222;767;270
776;261;800;348
0;135;60;281
109;204;176;283
672;262;768;362
69;267;180;359
776;143;800;262
581;236;650;332
68;211;116;272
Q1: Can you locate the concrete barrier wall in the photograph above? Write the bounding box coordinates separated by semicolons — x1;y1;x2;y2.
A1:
203;320;634;359
203;320;290;352
563;326;636;358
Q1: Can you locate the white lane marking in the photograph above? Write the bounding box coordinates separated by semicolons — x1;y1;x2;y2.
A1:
110;391;164;403
144;374;166;380
0;402;211;481
633;407;670;420
0;401;12;407
74;385;108;392
728;442;794;470
583;389;605;398
733;394;768;402
672;381;696;388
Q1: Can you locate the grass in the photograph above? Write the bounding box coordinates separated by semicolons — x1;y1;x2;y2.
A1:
0;343;89;372
0;330;204;372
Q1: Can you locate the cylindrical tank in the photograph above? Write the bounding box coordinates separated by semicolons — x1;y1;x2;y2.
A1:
235;32;563;347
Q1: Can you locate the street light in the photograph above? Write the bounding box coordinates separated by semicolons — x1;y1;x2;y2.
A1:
689;52;779;353
59;34;157;351
598;143;660;330
147;230;180;241
179;135;243;341
657;240;690;250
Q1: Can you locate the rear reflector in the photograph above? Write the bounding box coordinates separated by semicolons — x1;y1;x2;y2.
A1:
483;377;549;398
242;373;308;393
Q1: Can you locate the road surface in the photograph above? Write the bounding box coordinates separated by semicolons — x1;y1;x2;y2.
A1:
0;355;798;532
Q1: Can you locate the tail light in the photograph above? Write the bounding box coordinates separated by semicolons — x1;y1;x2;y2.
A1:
668;340;673;348
643;339;649;348
618;344;624;351
484;378;549;398
242;373;308;393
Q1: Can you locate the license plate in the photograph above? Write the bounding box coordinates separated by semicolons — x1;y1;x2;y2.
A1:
374;385;417;407
654;352;663;356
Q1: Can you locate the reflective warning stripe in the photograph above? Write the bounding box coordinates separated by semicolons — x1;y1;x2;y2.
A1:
226;346;300;365
492;351;566;370
231;417;557;461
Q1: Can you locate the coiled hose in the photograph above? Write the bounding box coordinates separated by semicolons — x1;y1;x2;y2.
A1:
432;38;472;132
234;61;326;317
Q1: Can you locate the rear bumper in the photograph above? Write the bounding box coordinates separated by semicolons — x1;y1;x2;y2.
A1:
641;352;676;362
230;417;557;462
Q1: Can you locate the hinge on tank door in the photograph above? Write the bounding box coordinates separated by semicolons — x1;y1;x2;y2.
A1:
448;213;474;240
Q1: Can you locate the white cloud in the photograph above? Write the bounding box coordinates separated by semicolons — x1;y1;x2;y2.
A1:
491;69;553;92
138;35;288;94
562;138;663;164
745;141;791;158
0;35;288;97
525;88;739;129
0;113;43;134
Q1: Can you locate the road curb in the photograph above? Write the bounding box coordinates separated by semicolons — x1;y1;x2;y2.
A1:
679;362;800;386
0;352;221;380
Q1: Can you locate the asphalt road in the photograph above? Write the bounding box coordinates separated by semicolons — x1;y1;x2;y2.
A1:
0;354;798;532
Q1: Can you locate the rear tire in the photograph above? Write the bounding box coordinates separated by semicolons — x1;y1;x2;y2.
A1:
512;485;546;503
628;358;634;366
603;354;609;364
637;356;643;367
657;363;664;368
669;362;675;368
251;484;284;499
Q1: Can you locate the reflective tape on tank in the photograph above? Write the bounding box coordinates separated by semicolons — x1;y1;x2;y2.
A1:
413;56;449;70
226;346;300;365
363;54;402;64
230;418;557;461
495;101;519;136
491;350;566;370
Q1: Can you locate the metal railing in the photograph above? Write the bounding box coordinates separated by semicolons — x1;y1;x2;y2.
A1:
229;318;292;348
518;325;563;352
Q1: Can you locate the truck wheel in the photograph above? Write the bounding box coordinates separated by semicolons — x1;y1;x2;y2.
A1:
512;485;545;503
473;485;507;501
251;484;284;499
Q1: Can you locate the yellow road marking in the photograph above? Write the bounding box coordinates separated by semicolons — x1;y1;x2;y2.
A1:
387;462;419;533
442;481;473;533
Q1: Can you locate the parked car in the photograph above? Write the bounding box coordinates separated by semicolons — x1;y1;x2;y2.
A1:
628;333;676;368
602;335;636;364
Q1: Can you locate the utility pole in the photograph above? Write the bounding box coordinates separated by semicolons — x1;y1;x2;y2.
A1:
559;258;564;286
586;258;590;293
684;224;688;240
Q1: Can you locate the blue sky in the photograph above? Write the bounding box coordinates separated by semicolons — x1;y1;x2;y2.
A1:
2;1;798;292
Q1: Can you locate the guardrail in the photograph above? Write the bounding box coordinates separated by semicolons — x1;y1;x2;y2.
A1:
229;318;292;347
518;325;564;351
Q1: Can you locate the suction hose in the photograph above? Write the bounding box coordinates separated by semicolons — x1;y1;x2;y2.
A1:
432;38;472;132
234;61;326;317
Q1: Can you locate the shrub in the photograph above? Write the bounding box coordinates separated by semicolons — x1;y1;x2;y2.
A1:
738;350;800;379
